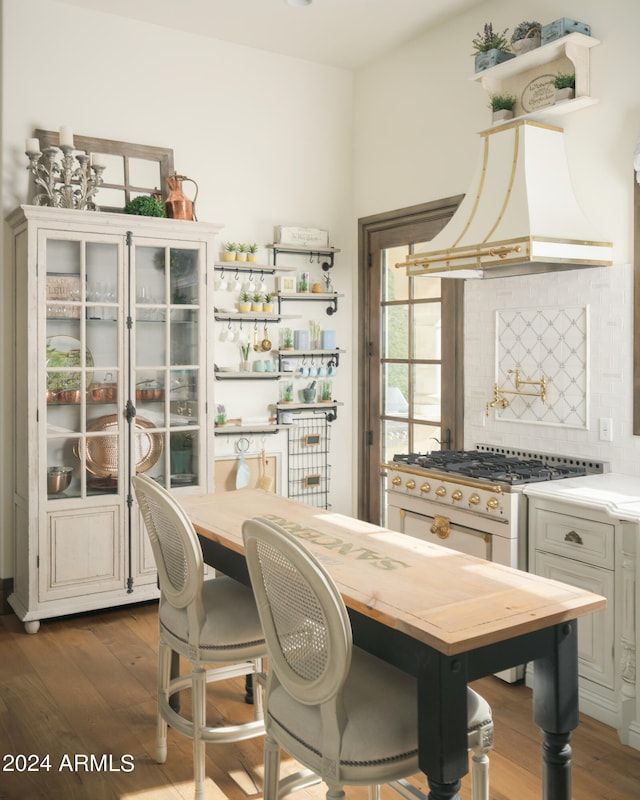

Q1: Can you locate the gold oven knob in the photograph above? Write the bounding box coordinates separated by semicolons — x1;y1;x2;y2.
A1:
405;479;416;490
391;476;402;486
436;486;446;497
486;497;499;510
469;493;481;506
451;490;462;502
420;483;431;494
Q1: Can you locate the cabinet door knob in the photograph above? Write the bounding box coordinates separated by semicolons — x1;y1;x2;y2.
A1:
405;479;416;490
391;476;402;486
436;486;446;497
564;530;583;545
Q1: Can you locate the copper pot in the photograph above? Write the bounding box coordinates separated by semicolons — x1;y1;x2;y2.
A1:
58;388;82;403
90;384;117;402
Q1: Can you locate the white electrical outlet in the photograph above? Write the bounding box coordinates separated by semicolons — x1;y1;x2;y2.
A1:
598;418;613;442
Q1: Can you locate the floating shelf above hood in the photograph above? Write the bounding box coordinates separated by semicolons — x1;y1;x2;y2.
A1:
401;120;613;279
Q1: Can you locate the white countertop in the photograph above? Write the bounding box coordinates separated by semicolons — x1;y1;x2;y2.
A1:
524;473;640;520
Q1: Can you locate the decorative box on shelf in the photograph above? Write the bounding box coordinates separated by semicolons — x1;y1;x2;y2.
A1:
542;18;591;45
274;226;329;249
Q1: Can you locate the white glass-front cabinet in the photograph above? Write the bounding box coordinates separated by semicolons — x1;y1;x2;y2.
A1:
7;205;222;632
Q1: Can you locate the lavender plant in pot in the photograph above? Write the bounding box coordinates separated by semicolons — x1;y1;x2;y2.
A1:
510;21;541;55
471;23;514;72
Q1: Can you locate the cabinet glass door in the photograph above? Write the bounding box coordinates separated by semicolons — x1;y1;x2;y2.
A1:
44;233;123;500
133;243;203;489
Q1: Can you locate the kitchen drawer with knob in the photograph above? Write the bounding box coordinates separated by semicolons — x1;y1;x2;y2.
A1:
532;508;614;569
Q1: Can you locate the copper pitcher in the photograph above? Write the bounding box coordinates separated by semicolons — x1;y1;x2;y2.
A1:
165;172;198;221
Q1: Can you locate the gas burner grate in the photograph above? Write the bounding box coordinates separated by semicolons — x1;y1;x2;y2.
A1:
391;448;597;484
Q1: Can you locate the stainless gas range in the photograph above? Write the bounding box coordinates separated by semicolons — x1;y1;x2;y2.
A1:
382;444;607;681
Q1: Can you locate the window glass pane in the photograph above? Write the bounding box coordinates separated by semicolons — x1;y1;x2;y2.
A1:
412;275;441;300
413;302;441;360
382;245;408;301
413;424;441;453
383;304;408;359
97;187;126;209
412;364;441;422
383;363;408;416
382;419;408;463
99;153;125;184
170;249;198;304
129;157;162;190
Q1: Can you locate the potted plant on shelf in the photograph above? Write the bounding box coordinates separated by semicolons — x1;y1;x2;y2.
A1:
553;72;575;102
240;343;250;371
236;243;248;262
215;404;227;426
281;327;294;350
251;292;263;312
238;291;252;313
223;242;238;261
247;243;259;262
471;23;514;72
510;20;541;55
263;292;274;313
489;93;517;123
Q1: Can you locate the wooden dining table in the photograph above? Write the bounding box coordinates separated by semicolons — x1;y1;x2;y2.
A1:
179;488;607;800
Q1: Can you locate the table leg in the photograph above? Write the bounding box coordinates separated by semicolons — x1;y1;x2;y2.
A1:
533;621;579;800
417;651;468;800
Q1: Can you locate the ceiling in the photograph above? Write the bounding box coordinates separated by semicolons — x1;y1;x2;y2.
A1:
55;0;487;70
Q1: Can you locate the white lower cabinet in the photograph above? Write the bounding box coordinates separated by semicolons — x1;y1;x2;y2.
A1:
528;494;639;748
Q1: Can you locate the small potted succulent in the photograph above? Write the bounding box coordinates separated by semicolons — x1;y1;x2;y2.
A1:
510;21;541;55
281;327;294;350
223;242;238;261
263;292;274;313
489;93;517;123
238;291;252;313
553;72;576;102
247;243;259;262
251;292;263;312
215;404;227;426
471;23;514;72
236;243;248;262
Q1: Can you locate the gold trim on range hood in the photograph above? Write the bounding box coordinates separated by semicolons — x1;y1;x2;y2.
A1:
400;119;613;279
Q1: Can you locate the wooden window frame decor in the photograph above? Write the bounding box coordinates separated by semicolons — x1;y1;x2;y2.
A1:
33;130;174;213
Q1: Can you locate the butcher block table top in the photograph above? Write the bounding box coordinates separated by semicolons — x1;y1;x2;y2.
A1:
180;488;606;656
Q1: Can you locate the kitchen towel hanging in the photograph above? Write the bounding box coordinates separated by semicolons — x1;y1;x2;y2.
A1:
235;437;251;489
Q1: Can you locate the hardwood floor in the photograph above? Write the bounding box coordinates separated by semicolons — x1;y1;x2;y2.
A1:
1;601;639;800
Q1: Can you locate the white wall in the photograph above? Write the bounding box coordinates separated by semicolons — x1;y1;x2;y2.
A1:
0;0;355;580
354;0;640;471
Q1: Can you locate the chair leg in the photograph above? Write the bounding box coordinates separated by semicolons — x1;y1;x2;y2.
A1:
263;734;281;800
326;788;346;800
468;720;493;800
193;666;207;800
252;658;264;722
156;641;171;764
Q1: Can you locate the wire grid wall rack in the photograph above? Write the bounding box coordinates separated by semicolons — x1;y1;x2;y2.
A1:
287;415;332;508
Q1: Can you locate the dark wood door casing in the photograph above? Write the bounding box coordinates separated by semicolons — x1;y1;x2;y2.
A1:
357;197;464;523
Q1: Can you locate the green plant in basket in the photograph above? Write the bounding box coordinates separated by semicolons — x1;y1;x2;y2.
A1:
489;93;517;112
471;23;511;54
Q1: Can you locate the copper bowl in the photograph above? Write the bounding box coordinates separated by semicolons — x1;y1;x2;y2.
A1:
47;466;73;494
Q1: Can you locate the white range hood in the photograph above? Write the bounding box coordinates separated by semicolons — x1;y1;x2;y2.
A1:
403;119;613;279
